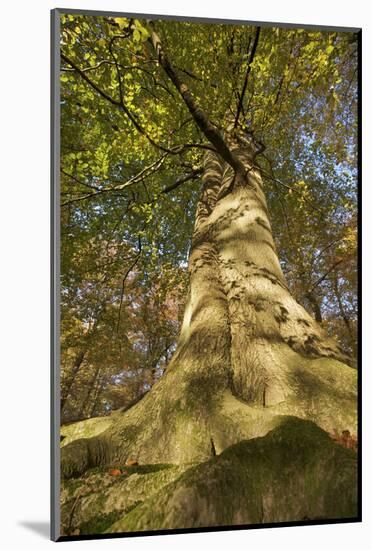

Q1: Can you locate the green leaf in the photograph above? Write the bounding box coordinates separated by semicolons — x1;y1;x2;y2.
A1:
133;29;141;43
114;17;129;29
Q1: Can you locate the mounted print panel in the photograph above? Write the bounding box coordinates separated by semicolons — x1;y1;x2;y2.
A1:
51;8;361;541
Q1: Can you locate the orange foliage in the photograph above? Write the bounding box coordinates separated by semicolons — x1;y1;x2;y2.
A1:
330;429;357;452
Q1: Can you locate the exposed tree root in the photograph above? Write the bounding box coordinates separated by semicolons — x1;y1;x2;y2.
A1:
60;417;357;535
61;350;356;481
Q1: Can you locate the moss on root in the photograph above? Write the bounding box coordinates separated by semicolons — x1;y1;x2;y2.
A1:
79;510;123;535
61;436;111;479
61;416;113;447
59;354;357;535
60;352;356;481
107;417;357;533
60;462;191;535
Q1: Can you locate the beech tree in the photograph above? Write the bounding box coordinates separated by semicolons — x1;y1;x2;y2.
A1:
58;13;358;535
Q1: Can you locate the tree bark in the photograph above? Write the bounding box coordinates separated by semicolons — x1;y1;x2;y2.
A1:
61;141;356;479
61;350;86;412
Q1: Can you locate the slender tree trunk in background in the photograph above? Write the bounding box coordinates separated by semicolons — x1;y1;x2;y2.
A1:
61;306;106;416
89;377;105;418
61;140;357;476
305;290;323;323
60;350;86;412
333;274;356;351
78;366;101;419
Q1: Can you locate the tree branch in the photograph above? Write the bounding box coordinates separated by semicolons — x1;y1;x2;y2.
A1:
61;169;101;191
312;238;345;266
61;146;209;207
259;165;320;213
234;26;261;129
161;167;202;194
61;154;169;207
148;24;245;174
310;259;343;290
61;52;121;107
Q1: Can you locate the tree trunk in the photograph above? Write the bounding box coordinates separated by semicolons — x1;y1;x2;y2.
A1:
61;142;356;478
78;366;102;419
305;290;323;323
60;350;86;412
333;273;356;350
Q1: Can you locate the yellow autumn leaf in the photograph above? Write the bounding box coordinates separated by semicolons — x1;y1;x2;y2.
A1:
114;17;129;29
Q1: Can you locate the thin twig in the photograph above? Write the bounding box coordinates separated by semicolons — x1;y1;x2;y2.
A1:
310;259;343;290
259;166;320;212
61;168;101;191
161;167;202;194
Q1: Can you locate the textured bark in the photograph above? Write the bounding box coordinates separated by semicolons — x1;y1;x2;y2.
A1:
61;142;357;480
